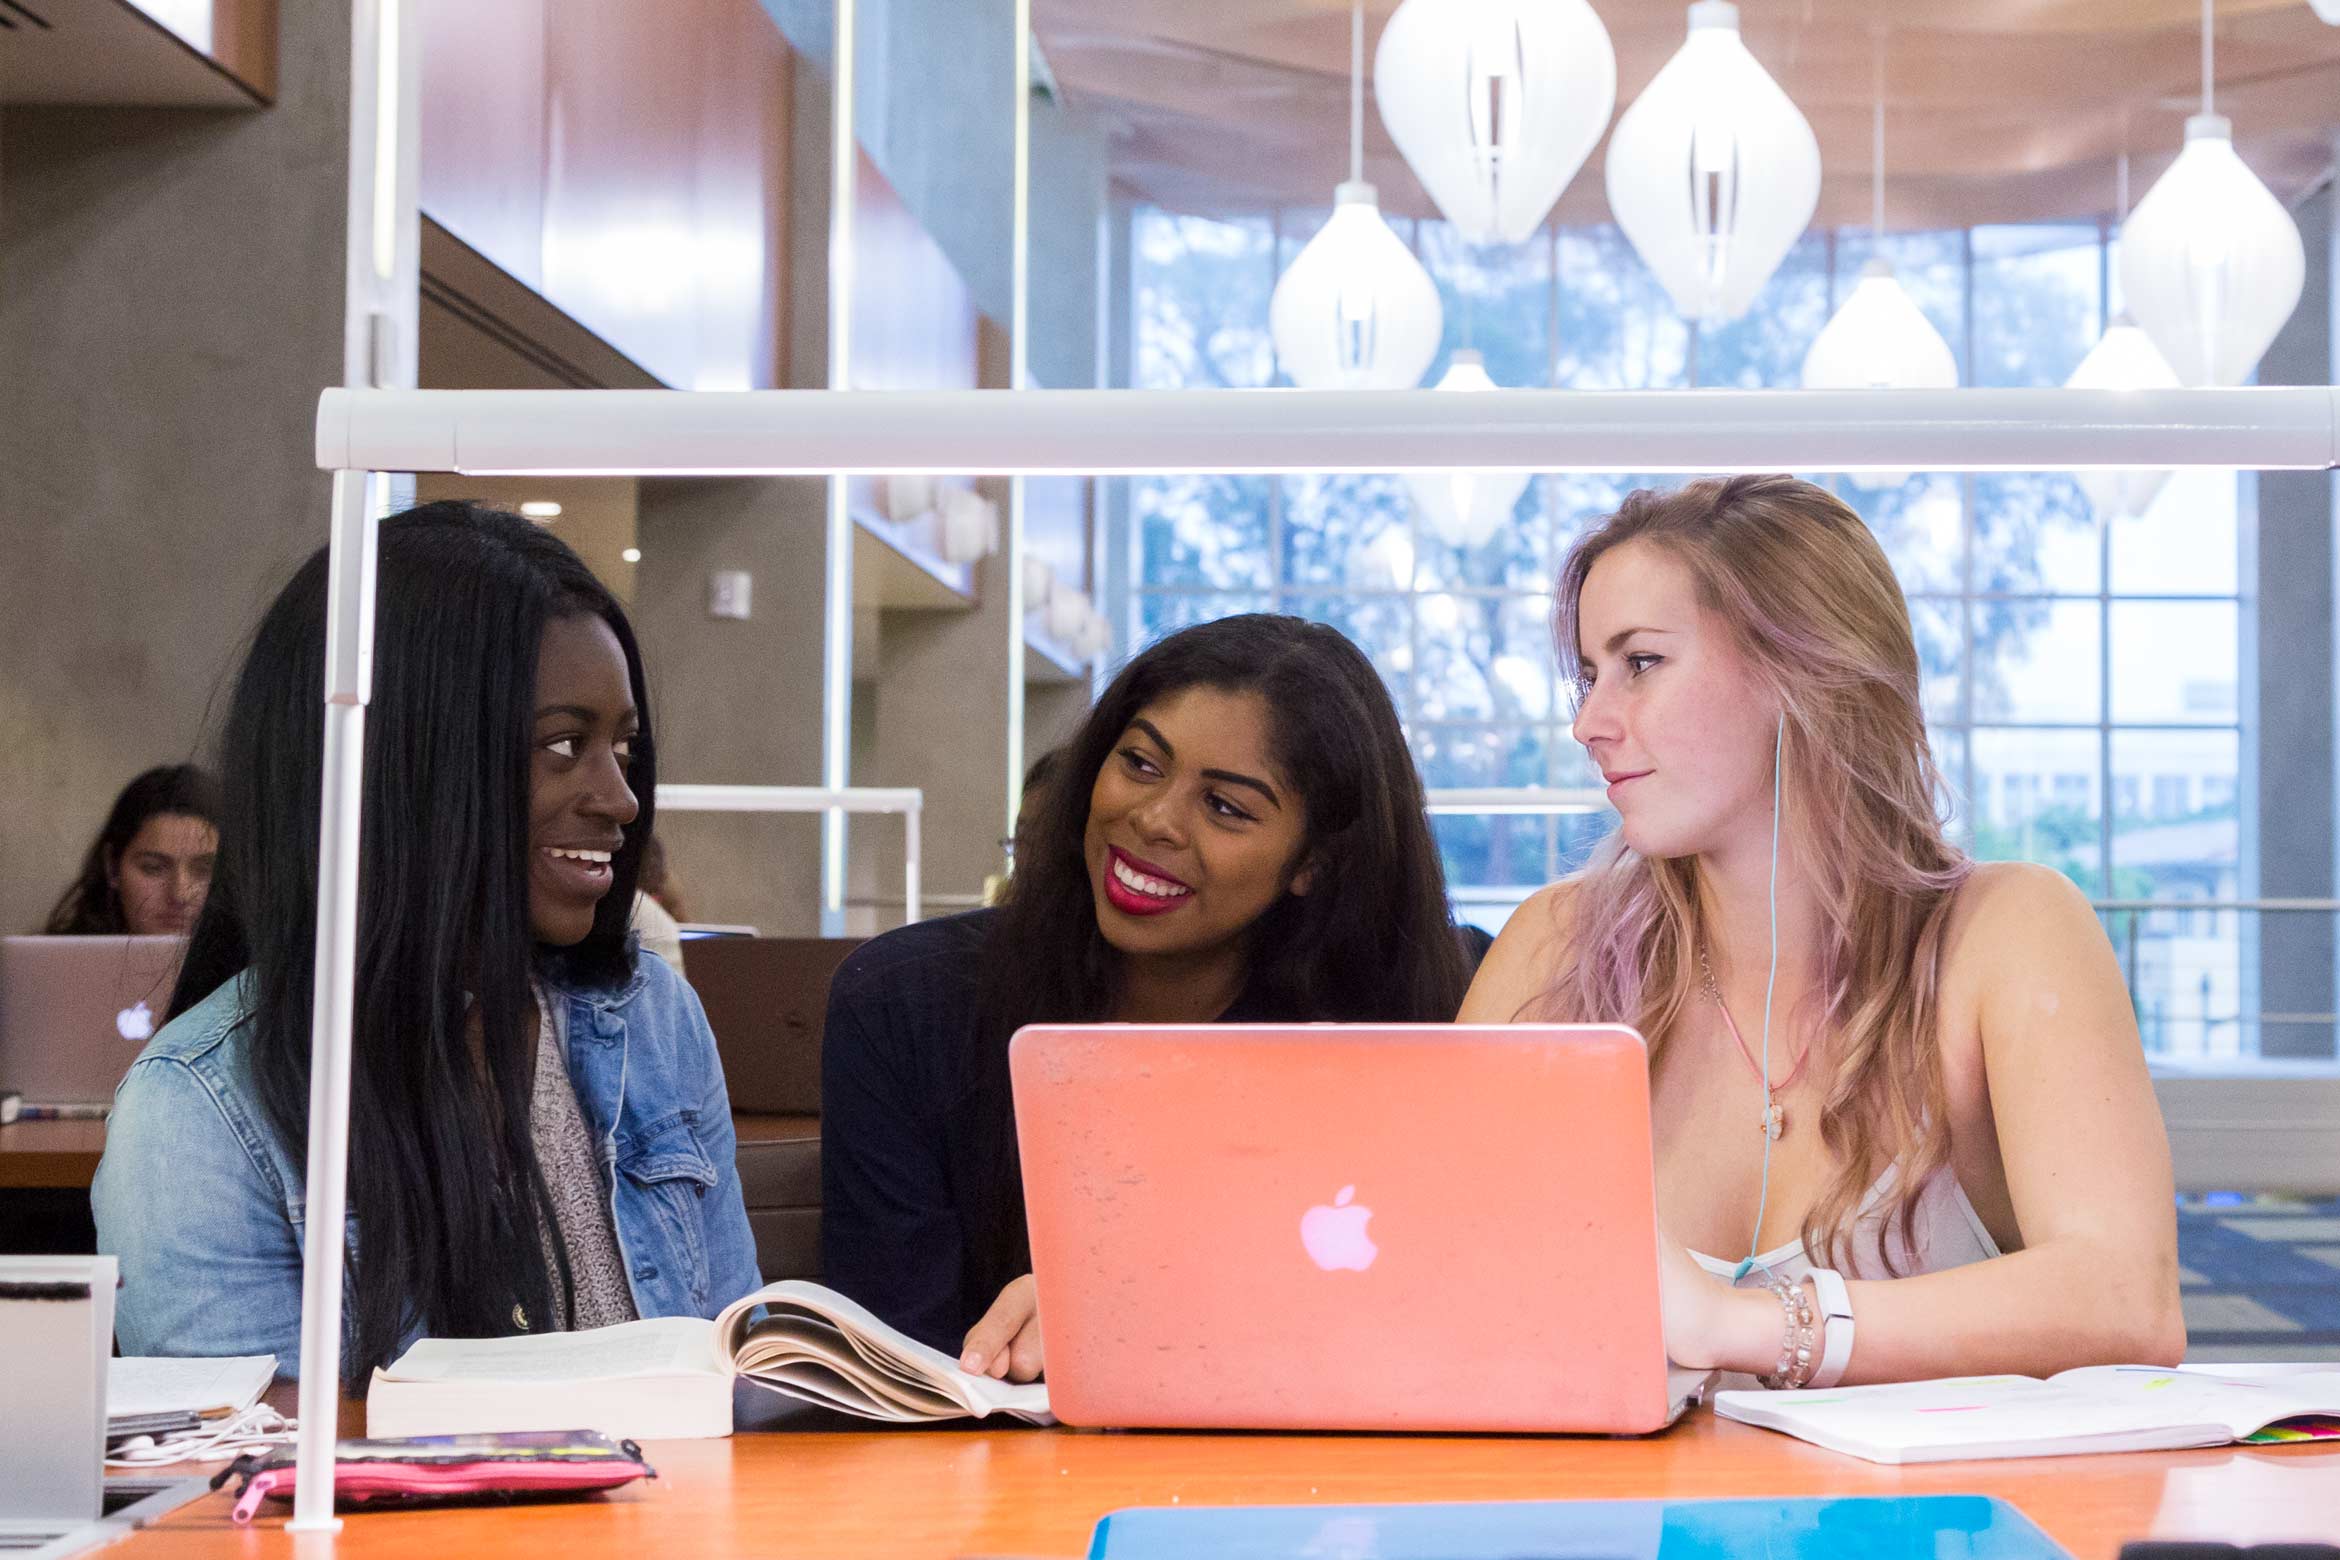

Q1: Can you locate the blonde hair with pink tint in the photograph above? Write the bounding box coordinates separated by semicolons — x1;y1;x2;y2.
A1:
1533;474;1971;1273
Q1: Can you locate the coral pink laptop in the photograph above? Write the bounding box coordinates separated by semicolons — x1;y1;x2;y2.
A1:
1010;1023;1710;1435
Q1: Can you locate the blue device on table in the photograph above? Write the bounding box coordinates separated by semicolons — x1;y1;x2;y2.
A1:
1087;1494;2070;1560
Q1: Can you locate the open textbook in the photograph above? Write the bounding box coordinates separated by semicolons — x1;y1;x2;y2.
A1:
367;1280;1053;1440
1717;1364;2340;1464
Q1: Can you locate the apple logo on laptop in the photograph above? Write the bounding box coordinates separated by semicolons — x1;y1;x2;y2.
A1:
1300;1185;1377;1272
116;1000;155;1043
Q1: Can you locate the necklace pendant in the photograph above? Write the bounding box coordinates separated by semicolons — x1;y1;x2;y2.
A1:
1761;1100;1784;1141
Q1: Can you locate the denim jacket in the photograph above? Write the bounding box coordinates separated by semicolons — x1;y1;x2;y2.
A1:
92;950;763;1376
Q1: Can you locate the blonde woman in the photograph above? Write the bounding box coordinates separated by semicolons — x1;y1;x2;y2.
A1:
1461;475;2183;1388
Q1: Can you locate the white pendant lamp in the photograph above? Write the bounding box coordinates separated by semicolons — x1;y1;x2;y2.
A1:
2119;0;2304;386
1270;1;1444;390
1801;32;1955;488
1045;585;1092;645
937;484;1001;563
1801;259;1959;394
2066;316;2182;518
1406;351;1531;547
1373;0;1615;246
2066;147;2182;520
1800;31;1956;394
1072;609;1113;663
1605;1;1820;324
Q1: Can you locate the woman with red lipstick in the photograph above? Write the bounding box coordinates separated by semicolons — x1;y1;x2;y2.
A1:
96;503;761;1380
1461;475;2181;1391
822;613;1483;1378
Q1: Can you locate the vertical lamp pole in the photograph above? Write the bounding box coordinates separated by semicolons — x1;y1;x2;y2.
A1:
292;0;418;1533
1004;0;1033;853
820;0;859;936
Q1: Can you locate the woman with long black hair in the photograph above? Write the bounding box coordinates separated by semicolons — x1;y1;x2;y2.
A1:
821;613;1481;1380
42;764;220;936
94;502;761;1382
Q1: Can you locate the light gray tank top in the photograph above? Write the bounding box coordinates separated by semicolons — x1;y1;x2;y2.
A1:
1688;1160;2004;1288
1689;1162;2002;1391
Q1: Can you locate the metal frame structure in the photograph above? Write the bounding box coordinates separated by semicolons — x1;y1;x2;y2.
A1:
293;385;2340;1534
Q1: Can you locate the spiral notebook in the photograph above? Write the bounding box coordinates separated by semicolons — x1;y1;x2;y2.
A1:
1715;1365;2340;1464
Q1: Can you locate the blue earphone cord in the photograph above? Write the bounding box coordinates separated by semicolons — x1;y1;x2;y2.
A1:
1729;713;1786;1285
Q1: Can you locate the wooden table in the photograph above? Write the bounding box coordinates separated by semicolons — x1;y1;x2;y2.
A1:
112;1407;2340;1560
0;1118;106;1188
0;1116;814;1191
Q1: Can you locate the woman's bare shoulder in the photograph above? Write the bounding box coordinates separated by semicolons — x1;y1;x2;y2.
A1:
1942;860;2099;962
1457;878;1582;1023
1936;859;2123;1039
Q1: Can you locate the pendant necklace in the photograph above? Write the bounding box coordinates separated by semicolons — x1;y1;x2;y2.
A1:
1697;944;1810;1141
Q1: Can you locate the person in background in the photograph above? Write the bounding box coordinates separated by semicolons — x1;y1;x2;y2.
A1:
43;765;220;937
823;614;1480;1381
981;747;1064;907
94;502;760;1381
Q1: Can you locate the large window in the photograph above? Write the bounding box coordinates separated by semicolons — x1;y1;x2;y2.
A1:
1127;209;2248;1062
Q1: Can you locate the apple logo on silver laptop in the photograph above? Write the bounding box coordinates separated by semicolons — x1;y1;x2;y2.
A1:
117;1000;155;1043
1300;1185;1377;1272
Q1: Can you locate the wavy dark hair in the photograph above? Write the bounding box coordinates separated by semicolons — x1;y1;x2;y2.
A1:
961;612;1470;1302
172;501;654;1383
44;764;221;934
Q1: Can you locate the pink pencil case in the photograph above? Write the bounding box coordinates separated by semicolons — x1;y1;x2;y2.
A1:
214;1431;656;1523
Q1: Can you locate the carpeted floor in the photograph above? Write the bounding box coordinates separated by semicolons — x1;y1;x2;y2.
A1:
2177;1193;2340;1363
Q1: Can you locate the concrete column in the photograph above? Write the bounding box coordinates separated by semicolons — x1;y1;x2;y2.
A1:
0;6;353;936
868;525;1018;916
632;478;832;936
2255;178;2337;1059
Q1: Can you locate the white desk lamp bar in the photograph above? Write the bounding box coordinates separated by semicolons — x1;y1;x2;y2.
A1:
316;385;2340;476
656;784;923;925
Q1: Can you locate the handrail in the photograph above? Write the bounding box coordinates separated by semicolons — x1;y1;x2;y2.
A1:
2091;898;2340;912
1425;787;1606;814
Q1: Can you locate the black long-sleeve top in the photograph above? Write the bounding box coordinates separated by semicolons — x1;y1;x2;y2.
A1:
817;908;1493;1353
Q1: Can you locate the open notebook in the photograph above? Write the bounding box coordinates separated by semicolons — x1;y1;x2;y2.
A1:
109;1356;276;1424
366;1281;1051;1440
1717;1365;2340;1463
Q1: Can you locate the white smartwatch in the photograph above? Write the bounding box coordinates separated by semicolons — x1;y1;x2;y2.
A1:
1805;1266;1856;1389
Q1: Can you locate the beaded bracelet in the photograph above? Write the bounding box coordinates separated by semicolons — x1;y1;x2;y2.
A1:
1757;1273;1820;1390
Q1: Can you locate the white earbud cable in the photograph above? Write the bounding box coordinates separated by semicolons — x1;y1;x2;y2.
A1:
1731;711;1786;1284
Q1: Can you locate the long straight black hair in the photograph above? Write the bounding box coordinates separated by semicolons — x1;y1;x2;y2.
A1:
961;613;1470;1304
172;501;655;1383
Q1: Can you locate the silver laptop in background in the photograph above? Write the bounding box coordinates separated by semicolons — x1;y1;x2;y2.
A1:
0;937;187;1107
